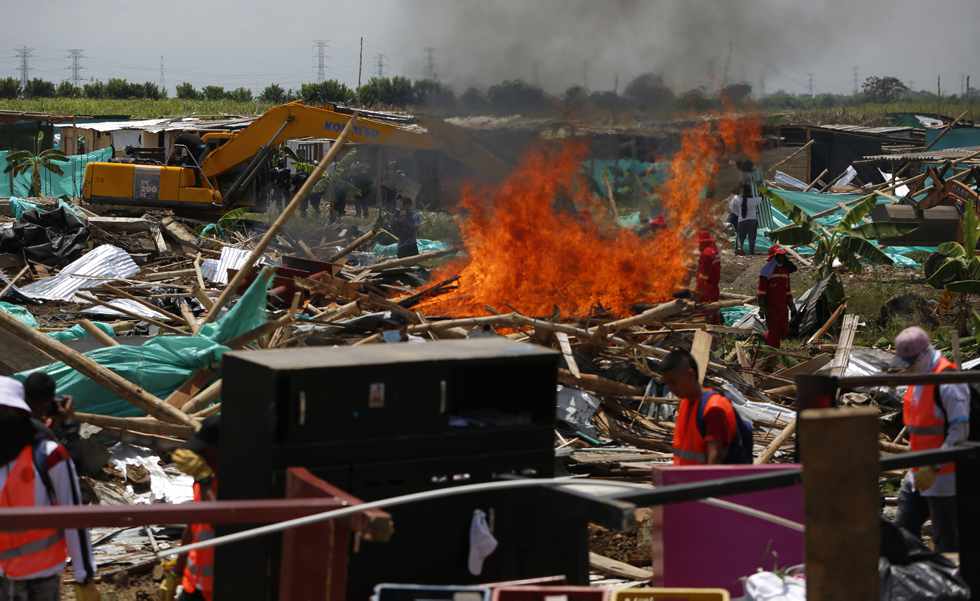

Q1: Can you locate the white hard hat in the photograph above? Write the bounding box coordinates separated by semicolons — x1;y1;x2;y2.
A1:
0;376;31;413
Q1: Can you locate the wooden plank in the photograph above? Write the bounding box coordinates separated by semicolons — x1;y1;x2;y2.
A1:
588;551;652;581
805;304;847;346
764;354;832;389
800;407;879;601
755;421;796;464
556;332;581;378
829;314;860;377
735;343;754;387
150;226;168;253
691;330;712;385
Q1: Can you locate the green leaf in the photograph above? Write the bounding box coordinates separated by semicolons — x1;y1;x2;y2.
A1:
39;149;68;163
838;194;876;230
926;258;966;288
838;234;894;265
945;280;980;294
44;163;65;176
963;199;979;254
217;207;250;227
937;241;967;258
765;189;809;225
768;223;815;245
851;222;919;241
4;150;32;164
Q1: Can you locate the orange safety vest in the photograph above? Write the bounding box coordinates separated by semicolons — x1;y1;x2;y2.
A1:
0;446;67;578
903;356;957;475
182;480;216;601
672;390;736;465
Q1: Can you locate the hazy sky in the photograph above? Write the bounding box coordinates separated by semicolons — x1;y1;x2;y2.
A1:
2;0;979;98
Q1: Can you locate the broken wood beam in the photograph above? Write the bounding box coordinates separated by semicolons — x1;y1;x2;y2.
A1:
589;551;652;581
755;420;796;464
0;309;197;428
102;284;185;324
691;330;712;385
805;303;847;346
161;216;200;248
349;247;457;273
558;369;644;397
592;300;686;333
182;379;222;414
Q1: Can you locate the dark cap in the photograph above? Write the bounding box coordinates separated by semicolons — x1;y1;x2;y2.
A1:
888;326;931;370
185;415;220;454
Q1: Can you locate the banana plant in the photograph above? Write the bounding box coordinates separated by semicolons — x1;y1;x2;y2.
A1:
765;190;919;279
2;132;68;198
924;200;980;334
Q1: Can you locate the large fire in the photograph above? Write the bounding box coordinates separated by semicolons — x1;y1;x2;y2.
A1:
422;114;760;317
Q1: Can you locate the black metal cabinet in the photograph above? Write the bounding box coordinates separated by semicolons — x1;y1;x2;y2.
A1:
215;339;583;601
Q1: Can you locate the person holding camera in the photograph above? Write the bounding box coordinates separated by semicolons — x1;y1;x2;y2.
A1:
23;373;81;468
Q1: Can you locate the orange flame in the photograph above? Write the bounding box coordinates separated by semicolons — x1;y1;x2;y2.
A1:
422;114;760;318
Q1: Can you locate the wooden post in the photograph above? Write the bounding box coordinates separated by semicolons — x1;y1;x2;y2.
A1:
691;330;712;385
799;407;879;601
79;319;118;347
802;168;829;192
326;228;380;263
200;115;358;328
0;309;197;428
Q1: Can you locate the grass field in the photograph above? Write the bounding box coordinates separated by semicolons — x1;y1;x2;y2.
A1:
1;97;976;123
0;98;272;118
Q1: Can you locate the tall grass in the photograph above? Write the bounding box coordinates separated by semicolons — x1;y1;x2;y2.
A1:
0;98;272;118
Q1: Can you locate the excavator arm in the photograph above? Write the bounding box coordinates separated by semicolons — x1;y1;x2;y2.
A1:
200;101;434;178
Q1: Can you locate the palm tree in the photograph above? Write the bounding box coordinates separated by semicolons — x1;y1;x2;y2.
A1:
3;132;68;197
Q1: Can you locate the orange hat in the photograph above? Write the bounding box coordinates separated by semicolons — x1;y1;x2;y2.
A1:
768;244;787;258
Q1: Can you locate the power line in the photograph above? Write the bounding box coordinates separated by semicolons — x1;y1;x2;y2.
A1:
313;40;328;82
423;46;437;81
67;49;85;87
15;46;33;90
375;53;385;78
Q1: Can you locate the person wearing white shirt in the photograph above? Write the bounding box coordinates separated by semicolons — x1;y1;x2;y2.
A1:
729;184;760;255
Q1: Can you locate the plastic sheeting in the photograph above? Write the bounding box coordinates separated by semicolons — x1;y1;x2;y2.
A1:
0;301;113;342
584;159;668;203
0;147;112;198
0;198;89;265
371;238;448;258
15;270;271;417
0;301;38;327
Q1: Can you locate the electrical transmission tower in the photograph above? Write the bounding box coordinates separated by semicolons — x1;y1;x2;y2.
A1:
424;46;437;80
67;49;85;87
15;46;33;90
313;40;329;82
376;53;385;78
159;56;166;93
853;66;859;95
807;72;814;97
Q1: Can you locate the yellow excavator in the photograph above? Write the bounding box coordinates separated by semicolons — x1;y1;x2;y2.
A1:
81;101;509;210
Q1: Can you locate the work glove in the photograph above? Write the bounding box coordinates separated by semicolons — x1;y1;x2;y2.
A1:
913;466;938;492
156;559;179;601
172;448;214;482
73;581;101;601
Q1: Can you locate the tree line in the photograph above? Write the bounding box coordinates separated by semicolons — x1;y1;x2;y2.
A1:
0;72;969;113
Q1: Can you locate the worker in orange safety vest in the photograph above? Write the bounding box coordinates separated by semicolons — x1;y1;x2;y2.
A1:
892;327;970;552
0;376;98;601
660;349;742;465
757;245;798;348
695;230;721;323
160;416;219;601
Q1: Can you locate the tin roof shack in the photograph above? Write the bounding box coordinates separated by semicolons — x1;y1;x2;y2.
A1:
774;124;923;188
0;110;78;152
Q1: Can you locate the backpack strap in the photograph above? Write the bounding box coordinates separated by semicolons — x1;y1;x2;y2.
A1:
32;440;57;505
695;389;714;438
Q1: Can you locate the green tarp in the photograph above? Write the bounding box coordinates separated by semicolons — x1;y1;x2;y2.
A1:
584;159;669;205
15;270;271;417
761;188;935;268
925;127;980;151
372;239;449;257
0;147;112;198
0;301;114;342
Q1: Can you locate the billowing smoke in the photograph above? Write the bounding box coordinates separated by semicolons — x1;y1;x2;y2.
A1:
386;0;980;97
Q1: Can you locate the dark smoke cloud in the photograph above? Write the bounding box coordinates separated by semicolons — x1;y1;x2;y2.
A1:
387;0;980;96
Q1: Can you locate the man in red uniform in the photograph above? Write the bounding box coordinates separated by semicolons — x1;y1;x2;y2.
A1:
660;349;739;465
696;230;721;323
757;245;798;348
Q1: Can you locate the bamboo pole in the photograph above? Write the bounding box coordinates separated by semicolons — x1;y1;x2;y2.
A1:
101;284;185;324
805;302;847;346
327;228;381;263
200;114;359;327
79;319;118;347
766;139;814;176
0;309;197;428
75;412;195;439
755;420;796;464
589;300;686;333
802;168;829;192
0;264;30;298
348;247;457;273
181;379;222;414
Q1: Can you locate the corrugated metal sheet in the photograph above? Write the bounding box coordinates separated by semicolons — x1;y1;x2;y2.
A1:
818;124;917;135
53;118;170;133
200;246;250;285
20;244;139;301
81;298;168;319
863;145;980;162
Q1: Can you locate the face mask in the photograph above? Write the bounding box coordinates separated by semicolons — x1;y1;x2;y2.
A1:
382;330;402;343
